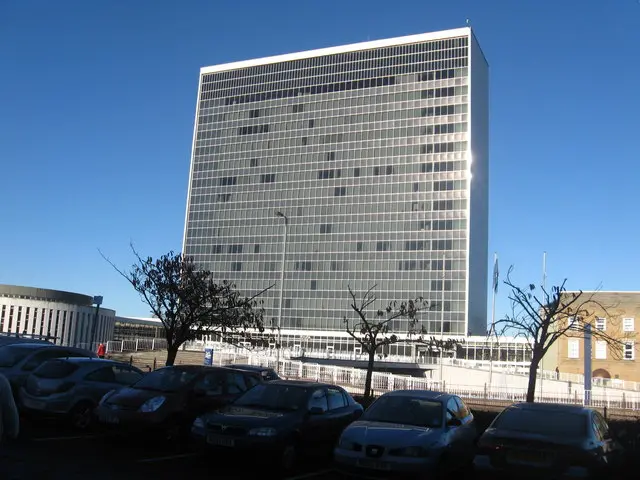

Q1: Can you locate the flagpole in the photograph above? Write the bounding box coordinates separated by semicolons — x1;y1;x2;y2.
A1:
489;252;497;389
539;251;547;401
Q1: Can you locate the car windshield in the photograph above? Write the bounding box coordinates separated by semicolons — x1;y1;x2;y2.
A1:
34;360;79;379
492;408;588;438
132;368;199;392
0;345;36;367
362;396;443;428
234;384;308;411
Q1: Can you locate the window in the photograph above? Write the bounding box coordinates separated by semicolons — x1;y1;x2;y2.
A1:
113;366;143;385
226;372;248;395
85;367;116;383
595;317;606;331
624;342;635;360
445;397;459;422
568;316;580;330
623;318;635;332
308;389;328;412
595;341;607;360
568;339;580;359
194;371;226;395
327;388;347;410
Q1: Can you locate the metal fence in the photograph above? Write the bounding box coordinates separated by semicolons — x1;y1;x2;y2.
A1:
245;354;640;411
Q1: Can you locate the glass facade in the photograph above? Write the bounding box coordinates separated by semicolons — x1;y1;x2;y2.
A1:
184;27;489;341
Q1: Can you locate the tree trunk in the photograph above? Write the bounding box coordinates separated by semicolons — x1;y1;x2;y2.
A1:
526;356;541;403
166;345;179;367
364;350;376;398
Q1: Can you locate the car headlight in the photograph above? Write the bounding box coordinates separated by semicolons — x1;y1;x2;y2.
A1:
99;390;116;406
248;427;277;437
192;417;204;429
139;396;166;413
389;446;430;457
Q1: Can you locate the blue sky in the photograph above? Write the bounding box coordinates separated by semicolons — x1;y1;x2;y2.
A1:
1;0;638;322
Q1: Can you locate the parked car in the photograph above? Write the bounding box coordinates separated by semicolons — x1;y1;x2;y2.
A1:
192;380;363;472
334;390;477;477
95;365;263;442
19;358;145;429
474;402;625;479
0;343;96;400
225;364;280;382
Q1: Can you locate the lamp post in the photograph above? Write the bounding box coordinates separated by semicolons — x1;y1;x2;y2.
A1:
89;295;103;352
275;211;289;374
439;254;446;384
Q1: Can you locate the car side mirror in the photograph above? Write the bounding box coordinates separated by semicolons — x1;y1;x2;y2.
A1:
447;417;462;427
309;406;325;415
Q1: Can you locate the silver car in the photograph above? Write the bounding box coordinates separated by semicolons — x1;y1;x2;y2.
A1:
20;357;144;429
334;390;477;477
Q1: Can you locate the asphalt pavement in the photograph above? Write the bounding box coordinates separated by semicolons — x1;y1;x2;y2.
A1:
0;417;337;480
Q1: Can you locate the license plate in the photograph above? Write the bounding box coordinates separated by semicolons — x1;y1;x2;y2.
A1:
507;451;549;465
206;434;234;447
100;413;120;424
357;459;390;470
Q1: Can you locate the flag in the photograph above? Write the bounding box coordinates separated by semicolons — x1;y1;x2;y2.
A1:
492;254;499;293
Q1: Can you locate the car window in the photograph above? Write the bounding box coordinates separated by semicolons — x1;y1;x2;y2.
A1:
455;396;470;418
327;388;347;410
85;366;116;383
113;366;143;385
445;398;459;422
0;345;37;367
308;388;328;412
33;360;79;379
593;413;610;440
261;369;279;381
134;368;199;393
244;374;260;389
363;396;442;428
193;371;226;395
493;408;588;438
22;349;87;371
226;372;248;395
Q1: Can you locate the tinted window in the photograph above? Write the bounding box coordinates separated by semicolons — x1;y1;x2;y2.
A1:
193;371;226;395
245;374;260;389
492;408;588;438
234;384;309;411
113;366;143;385
133;368;199;393
327;388;347;410
455;397;470;418
23;349;88;371
0;346;38;367
85;367;116;383
363;396;442;428
446;397;460;421
308;389;328;412
226;372;248;394
33;360;79;379
261;369;280;381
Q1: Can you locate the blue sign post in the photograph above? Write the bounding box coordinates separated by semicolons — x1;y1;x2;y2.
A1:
584;324;592;406
204;347;214;366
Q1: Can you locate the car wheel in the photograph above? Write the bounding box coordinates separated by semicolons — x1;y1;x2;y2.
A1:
70;402;94;430
281;443;298;472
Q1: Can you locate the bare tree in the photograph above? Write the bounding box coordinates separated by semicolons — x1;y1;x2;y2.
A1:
495;266;625;402
344;284;432;398
101;246;272;366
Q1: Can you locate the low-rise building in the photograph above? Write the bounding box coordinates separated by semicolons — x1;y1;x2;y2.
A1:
544;291;639;382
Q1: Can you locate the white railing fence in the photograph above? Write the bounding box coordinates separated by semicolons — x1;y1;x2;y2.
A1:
245;354;640;411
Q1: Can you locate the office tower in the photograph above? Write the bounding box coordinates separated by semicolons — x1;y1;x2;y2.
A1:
183;27;489;352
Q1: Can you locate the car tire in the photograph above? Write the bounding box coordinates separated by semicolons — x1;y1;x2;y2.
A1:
70;401;95;430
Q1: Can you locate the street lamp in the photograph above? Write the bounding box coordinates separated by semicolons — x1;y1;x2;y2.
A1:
275;211;289;373
89;295;103;352
439;254;446;384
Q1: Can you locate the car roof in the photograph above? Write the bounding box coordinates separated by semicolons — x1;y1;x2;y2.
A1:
155;365;229;373
0;342;57;350
379;389;451;401
508;402;592;415
267;379;336;389
51;357;127;365
225;364;274;372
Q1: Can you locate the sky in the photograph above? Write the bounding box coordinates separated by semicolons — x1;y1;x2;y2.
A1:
1;0;639;323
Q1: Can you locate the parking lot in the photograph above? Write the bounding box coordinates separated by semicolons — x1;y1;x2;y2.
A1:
0;418;338;480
